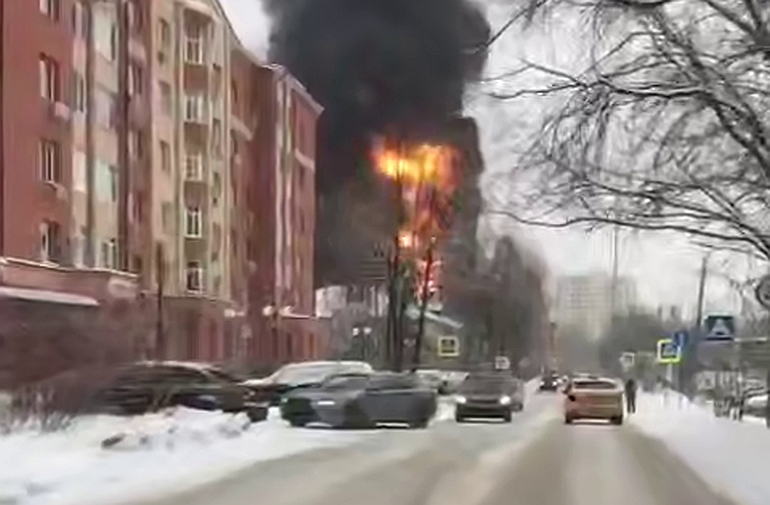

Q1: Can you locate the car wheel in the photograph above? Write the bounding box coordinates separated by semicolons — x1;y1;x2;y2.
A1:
247;407;268;423
289;418;307;427
503;412;512;423
410;417;429;429
611;416;623;426
564;415;573;424
455;413;464;423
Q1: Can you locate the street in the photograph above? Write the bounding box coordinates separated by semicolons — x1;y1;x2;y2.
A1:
127;393;738;505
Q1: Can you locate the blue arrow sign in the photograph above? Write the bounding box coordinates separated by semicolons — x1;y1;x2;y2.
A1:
672;330;688;349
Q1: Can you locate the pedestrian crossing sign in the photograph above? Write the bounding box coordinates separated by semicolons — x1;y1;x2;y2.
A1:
704;315;735;341
656;338;681;364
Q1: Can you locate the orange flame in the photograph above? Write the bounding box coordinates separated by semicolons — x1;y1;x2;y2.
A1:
373;142;456;187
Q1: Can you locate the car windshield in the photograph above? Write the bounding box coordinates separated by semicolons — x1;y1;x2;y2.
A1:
573;380;617;390
322;375;370;390
459;375;516;393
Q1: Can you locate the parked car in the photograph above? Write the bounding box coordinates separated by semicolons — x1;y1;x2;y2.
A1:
94;361;268;422
242;361;374;406
455;372;523;423
563;376;624;425
415;369;449;394
280;371;436;428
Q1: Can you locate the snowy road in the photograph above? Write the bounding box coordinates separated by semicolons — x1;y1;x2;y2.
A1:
129;392;742;505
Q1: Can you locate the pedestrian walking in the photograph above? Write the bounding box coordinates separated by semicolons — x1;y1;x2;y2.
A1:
625;378;637;414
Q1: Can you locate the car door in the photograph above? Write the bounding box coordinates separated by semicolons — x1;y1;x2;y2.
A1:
357;375;407;422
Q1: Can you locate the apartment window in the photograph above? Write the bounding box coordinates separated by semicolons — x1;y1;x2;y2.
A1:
39;56;59;101
184;94;205;122
126;0;142;32
94;9;117;60
185;152;203;180
95;160;117;202
40;221;61;263
160;141;171;172
39;140;60;183
72;227;86;268
185;25;204;64
186;261;203;292
73;150;86;192
185;207;203;238
128;63;143;96
71;2;87;37
40;0;59;21
101;239;117;269
212;172;221;206
72;72;86;112
231;80;238;109
159;81;171;115
133;191;144;223
161;202;173;233
95;87;116;129
212;119;222;155
129;131;144;159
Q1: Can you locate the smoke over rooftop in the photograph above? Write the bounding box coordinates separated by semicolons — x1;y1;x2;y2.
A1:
262;0;491;286
263;0;490;161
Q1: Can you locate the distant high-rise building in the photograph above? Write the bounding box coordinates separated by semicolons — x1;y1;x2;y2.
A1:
554;273;638;340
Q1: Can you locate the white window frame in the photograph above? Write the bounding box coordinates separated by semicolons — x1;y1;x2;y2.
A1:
101;239;117;269
185;152;203;181
39;56;58;101
40;221;60;264
186;261;204;292
185;207;203;238
39;140;59;183
184;94;206;123
184;25;204;65
73;72;86;112
128;63;143;96
40;0;59;20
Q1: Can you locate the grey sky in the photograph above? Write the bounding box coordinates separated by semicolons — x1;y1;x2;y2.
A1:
220;0;755;319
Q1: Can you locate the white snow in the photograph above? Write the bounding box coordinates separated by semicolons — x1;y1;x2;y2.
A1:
631;391;770;505
0;408;375;505
0;388;469;505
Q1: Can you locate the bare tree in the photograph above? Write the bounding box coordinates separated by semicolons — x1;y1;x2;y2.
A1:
489;0;770;260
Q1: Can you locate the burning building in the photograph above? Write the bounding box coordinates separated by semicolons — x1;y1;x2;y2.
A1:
262;0;491;295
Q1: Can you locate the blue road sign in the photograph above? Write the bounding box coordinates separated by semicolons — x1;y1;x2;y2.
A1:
672;330;688;349
704;315;735;341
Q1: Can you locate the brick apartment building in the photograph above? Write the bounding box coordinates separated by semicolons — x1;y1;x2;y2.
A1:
0;0;326;387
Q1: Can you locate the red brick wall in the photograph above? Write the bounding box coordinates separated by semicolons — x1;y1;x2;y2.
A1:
1;0;75;260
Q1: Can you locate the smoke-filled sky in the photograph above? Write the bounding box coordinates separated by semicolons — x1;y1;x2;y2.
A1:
220;0;755;317
261;0;490;147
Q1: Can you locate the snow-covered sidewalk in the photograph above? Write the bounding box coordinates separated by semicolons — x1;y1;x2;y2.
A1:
0;408;376;505
631;391;770;505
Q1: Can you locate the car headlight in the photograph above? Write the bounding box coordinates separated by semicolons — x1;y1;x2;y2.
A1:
280;397;289;404
456;395;467;404
499;395;512;405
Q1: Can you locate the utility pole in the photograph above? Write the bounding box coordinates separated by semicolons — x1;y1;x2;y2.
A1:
413;235;435;370
155;243;165;359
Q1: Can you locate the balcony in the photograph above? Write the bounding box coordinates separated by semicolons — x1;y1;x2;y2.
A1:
48;101;71;124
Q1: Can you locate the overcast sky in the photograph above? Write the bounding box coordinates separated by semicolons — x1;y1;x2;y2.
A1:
220;0;757;320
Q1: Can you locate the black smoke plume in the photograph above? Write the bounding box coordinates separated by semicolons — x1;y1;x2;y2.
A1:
264;0;490;185
262;0;491;287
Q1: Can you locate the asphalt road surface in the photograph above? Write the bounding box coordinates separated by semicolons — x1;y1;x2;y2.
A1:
131;393;739;505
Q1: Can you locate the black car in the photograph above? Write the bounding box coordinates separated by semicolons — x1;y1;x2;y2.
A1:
95;361;268;422
280;372;437;428
242;361;373;406
539;374;560;392
455;372;523;423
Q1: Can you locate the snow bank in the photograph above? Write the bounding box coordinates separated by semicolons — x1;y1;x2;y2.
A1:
0;408;373;505
631;391;770;505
